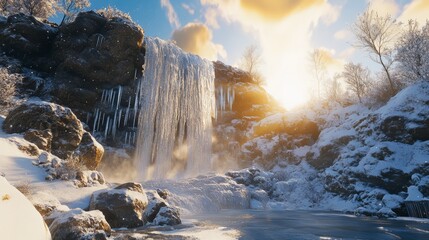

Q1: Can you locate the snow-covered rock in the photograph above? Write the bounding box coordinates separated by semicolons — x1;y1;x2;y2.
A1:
49;208;111;240
28;191;62;217
406;186;425;201
0;176;51;240
89;182;148;228
153;206;181;226
3;102;84;159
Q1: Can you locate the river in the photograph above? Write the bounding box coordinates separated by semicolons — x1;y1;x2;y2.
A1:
150;210;429;240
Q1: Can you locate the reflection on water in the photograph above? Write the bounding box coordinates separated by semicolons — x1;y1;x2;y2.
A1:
185;210;429;240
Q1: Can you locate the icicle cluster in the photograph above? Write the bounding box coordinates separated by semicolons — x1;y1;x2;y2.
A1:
90;68;141;145
215;84;235;119
136;37;215;180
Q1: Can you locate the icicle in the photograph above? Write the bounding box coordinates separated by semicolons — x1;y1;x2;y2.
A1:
118;109;122;128
101;113;105;130
109;89;114;105
92;108;99;135
104;117;110;138
112;110;118;137
125;132;129;145
124;96;131;127
116;86;122;110
132;91;139;128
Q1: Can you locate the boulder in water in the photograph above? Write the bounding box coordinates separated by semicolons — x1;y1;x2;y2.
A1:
89;182;148;228
143;191;168;223
153;206;181;226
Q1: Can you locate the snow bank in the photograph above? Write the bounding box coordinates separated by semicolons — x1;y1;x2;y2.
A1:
0;176;51;240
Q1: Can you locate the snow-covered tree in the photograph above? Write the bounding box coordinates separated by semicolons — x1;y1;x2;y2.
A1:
1;0;56;18
309;49;328;100
57;0;90;24
0;67;19;107
324;73;343;103
0;0;10;15
97;5;132;21
352;9;400;94
342;63;371;103
15;0;57;19
395;20;429;83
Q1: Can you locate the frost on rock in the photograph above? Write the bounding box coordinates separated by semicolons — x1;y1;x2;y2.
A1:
136;37;215;180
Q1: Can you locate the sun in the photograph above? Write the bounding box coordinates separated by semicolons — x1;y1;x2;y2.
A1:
266;75;311;111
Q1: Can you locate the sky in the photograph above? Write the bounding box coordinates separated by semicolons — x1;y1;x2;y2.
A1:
79;0;429;109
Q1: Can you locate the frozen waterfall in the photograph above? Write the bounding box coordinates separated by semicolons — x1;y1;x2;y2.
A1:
136;37;216;180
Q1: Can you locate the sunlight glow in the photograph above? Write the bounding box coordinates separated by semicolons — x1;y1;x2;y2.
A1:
265;81;310;110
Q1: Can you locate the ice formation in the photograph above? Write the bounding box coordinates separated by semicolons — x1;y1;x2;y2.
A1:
91;84;139;144
215;84;235;119
135;37;215;180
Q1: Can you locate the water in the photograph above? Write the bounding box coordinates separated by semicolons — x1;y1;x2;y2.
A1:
136;37;215;180
182;210;429;240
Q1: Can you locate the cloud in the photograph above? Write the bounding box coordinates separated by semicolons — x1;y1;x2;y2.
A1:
200;0;341;107
181;3;195;15
205;8;220;28
399;0;429;24
160;0;180;28
321;3;341;25
339;47;356;59
334;29;351;40
367;0;400;16
239;0;324;21
172;23;227;61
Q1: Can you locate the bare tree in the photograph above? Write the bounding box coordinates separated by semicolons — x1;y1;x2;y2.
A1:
240;44;265;85
352;9;400;94
324;73;343;103
342;63;371;103
396;20;429;82
57;0;90;25
309;49;328;100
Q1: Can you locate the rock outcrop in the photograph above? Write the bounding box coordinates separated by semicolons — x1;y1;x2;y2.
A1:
3;102;104;169
3;102;83;158
0;14;57;63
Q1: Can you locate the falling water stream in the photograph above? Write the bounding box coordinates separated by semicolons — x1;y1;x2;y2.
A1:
135;37;216;180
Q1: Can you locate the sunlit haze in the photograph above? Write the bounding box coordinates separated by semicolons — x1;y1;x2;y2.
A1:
86;0;429;109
